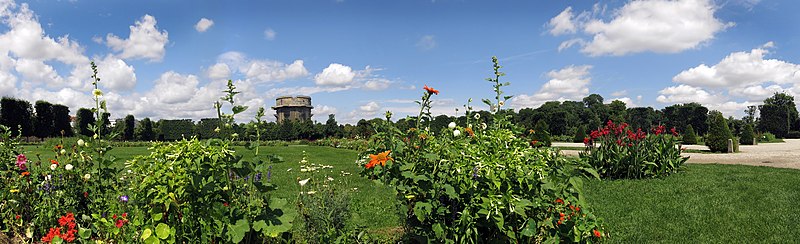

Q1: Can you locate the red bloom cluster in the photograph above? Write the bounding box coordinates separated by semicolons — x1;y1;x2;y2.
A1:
113;212;129;228
42;212;77;243
593;229;602;238
626;128;646;141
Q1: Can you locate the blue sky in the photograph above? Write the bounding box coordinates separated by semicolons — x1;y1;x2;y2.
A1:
0;0;798;124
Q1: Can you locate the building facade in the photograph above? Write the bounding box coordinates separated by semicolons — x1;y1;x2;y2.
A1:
272;96;313;123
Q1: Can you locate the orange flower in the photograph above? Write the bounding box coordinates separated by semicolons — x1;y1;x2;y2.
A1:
423;85;439;95
21;171;30;176
464;127;474;137
54;145;63;150
593;229;602;238
50;159;58;165
554;198;564;204
366;150;393;169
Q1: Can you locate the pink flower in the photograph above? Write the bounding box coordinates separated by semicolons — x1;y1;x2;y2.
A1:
16;154;27;170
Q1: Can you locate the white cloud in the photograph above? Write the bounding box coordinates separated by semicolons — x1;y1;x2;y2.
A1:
610;97;637;107
242;59;308;82
364;78;391;90
673;45;800;89
656;84;721;104
314;63;356;86
611;90;627;97
558;38;584;52
96;54;136;91
206;63;231;80
106;14;169;61
511;65;592;108
312;105;338;121
149;71;199;104
548;7;577;35
554;0;730;56
264;28;276;41
416;35;437;50
359;101;380;113
195;18;214;33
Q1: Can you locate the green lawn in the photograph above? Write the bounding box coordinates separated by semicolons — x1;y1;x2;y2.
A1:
19;144;403;236
585;164;800;243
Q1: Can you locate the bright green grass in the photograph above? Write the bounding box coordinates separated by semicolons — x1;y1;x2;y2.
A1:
19;144;403;234
585;164;800;243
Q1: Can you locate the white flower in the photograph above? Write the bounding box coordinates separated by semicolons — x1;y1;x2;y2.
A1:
50;164;57;170
45;175;52;181
306;191;316;195
327;176;334;181
83;173;91;180
231;133;239;138
77;139;85;147
453;129;461;137
214;127;221;133
480;123;487;130
65;164;73;171
498;101;505;107
448;122;456;129
299;178;310;186
474;113;480;120
60;149;66;155
93;134;99;139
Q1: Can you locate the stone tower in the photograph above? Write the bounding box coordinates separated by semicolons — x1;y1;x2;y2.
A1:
272;96;313;123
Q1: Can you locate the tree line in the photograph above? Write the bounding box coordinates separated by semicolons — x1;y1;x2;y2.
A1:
2;92;798;142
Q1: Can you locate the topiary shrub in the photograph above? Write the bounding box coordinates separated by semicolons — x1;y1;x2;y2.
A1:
530;120;552;147
740;123;755;145
682;124;697;145
706;111;734;152
573;125;587;143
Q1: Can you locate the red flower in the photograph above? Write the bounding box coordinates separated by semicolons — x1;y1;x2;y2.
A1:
671;127;678;136
559;212;565;217
653;125;666;135
223;202;229;207
122;213;128;218
83;192;88;198
583;137;591;146
593;229;602;238
423;85;439;95
115;219;125;228
531;140;539;146
15;215;20;220
112;214;117;219
50;159;59;165
554;198;564;204
42;227;61;243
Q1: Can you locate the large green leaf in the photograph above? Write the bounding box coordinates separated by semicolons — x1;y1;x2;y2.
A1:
155;223;170;239
228;219;250;243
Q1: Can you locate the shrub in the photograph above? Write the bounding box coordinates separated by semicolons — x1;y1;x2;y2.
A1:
682;124;697;145
360;57;605;242
706;112;734;152
530;120;553;147
759;132;778;142
740;124;755;145
581;121;689;179
787;131;800;139
573;125;587;143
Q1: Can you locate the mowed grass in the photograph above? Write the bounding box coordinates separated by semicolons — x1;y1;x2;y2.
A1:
20;144;403;234
585;164;800;243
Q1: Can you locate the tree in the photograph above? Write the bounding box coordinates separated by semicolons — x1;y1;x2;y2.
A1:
706;111;734;153
683;124;697;145
573;124;586;143
75;108;95;137
324;114;341;138
743;105;758;125
194;118;221;139
740;123;755;145
123;115;136;141
101;112;112;137
607;100;628;124
758;92;798;138
662;103;708;135
34;101;55;139
0;97;34;137
626;107;658;132
137;118;155;141
530;120;552;147
158;119;194;141
51;104;73;137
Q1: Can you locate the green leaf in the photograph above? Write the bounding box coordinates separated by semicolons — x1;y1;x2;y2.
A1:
52;236;64;244
228;219;250;243
144;236;161;244
141;228;152;240
252;220;267;232
79;228;91;239
232;105;249;115
443;184;457;199
520;221;537;237
151;213;163;221
433;223;444;239
413;202;432;221
156;223;170;239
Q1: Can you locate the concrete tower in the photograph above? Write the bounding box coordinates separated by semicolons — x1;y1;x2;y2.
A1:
272;96;313;123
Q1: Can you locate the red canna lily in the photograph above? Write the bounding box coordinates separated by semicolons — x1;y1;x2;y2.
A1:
423;85;439;95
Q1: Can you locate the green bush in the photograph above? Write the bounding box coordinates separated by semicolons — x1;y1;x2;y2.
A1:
682;124;697;145
787;131;800;139
740;123;755;145
573;125;587;143
581;121;689;179
706;112;734;152
530;120;553;147
360;57;605;242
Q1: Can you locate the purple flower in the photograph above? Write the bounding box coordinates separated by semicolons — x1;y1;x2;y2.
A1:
254;172;262;182
267;166;272;181
119;195;129;203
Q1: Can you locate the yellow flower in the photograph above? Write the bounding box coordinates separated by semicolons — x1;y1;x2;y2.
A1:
93;89;103;96
10;189;19;193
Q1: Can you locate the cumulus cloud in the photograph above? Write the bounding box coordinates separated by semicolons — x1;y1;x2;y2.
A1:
673;44;800;89
315;63;356;86
511;65;593;108
264;28;276;40
206;63;231;80
96;54;137;91
215;51;308;83
106;14;169;61
416;35;437;50
195;18;214;33
312;105;338;121
149;71;199;104
550;0;731;56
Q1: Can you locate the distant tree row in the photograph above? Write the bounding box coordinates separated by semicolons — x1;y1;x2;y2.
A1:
3;92;798;141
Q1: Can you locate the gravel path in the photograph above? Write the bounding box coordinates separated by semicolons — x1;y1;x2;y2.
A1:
555;139;800;170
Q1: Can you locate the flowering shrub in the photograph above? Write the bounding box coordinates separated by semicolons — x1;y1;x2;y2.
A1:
580;121;689;179
360;57;605;242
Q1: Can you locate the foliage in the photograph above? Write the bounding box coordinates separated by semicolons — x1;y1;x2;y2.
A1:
530;120;553;147
573;125;587;143
581;121;689;179
682;124;697;145
157;119;194;141
34;101;55;139
195;118;222;139
740;123;755;145
52;104;73;137
360;57;605;243
662;103;709;135
122;115;135;141
706;111;734;153
0;97;34;137
310;138;370;151
758;92;798;138
758;132;782;143
136;118;155;141
75;108;95;137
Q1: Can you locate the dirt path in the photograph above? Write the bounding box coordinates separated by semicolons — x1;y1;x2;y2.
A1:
555;139;800;170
